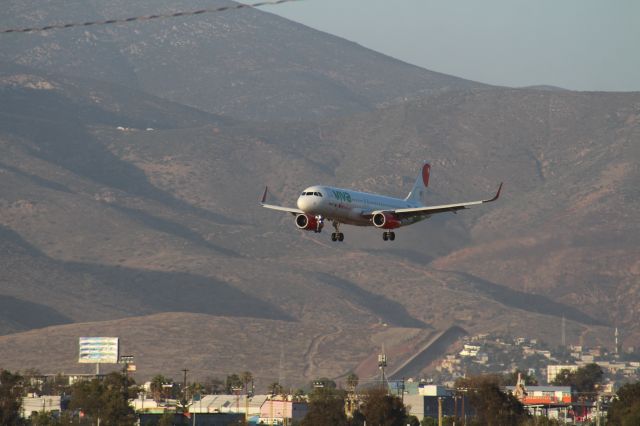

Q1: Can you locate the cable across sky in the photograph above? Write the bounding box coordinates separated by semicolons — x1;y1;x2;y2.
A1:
0;0;304;34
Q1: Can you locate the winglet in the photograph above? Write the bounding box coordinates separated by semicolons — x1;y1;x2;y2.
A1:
261;186;268;204
485;182;503;203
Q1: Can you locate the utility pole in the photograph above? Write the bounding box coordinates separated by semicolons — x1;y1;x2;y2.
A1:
453;393;458;426
378;347;387;392
182;368;190;414
438;397;443;426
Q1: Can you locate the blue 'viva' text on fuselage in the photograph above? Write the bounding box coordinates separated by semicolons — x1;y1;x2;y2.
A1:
332;190;351;203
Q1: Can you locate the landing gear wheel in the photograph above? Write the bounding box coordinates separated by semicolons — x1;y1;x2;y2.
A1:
331;221;344;242
382;232;388;241
389;232;395;241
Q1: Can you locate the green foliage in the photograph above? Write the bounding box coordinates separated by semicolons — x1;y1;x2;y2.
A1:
359;387;408;426
346;373;359;391
311;377;337;389
150;375;172;402
240;371;253;393
456;375;529;426
551;363;603;393
608;381;640;426
69;371;137;426
29;411;62;426
268;382;284;395
40;374;70;396
225;374;243;393
405;415;420;426
0;370;25;425
202;376;224;394
300;387;348;426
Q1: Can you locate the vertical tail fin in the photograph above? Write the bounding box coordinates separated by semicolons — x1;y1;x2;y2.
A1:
405;162;430;204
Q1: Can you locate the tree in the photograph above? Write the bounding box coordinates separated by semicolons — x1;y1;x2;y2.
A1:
311;377;337;389
30;410;63;426
300;387;348;426
456;375;528;426
202;376;224;394
406;415;420;426
608;382;640;426
225;374;243;394
69;372;137;426
150;375;171;402
268;382;284;396
346;373;359;391
359;387;408;426
552;363;603;393
0;369;24;425
240;371;253;394
102;372;138;424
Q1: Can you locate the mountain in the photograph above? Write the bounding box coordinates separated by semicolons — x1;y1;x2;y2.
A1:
1;0;638;386
0;0;483;121
1;60;637;384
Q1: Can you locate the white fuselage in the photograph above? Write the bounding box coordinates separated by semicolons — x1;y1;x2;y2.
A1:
296;185;422;226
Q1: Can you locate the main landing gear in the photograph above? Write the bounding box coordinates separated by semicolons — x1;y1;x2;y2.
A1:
330;221;344;242
382;231;396;241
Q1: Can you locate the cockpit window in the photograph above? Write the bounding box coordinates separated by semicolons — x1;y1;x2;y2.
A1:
316;192;323;197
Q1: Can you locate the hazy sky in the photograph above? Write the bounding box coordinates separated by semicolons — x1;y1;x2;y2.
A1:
269;0;640;91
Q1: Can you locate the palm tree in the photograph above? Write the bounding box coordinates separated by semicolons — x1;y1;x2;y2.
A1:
346;373;359;392
268;382;284;396
240;371;253;394
150;375;169;402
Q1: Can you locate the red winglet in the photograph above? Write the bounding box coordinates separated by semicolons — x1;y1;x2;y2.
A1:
261;186;268;203
422;163;431;187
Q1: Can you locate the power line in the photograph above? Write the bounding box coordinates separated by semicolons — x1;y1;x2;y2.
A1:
0;0;303;34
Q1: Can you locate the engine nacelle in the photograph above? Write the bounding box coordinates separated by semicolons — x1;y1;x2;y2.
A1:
372;212;401;229
295;214;324;232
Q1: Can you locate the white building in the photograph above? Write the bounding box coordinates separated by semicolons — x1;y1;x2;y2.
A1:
21;395;61;418
546;365;578;384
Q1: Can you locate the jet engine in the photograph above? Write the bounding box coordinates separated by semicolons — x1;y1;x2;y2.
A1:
295;214;323;232
372;212;401;229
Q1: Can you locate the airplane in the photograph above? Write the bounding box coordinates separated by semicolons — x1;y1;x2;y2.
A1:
260;162;502;242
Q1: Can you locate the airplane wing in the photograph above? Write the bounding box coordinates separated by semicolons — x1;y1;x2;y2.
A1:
260;187;304;215
370;183;503;218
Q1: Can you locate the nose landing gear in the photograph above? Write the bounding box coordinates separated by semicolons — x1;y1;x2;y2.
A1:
382;231;396;241
331;221;344;242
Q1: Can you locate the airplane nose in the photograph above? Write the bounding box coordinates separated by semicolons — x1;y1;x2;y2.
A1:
296;197;309;211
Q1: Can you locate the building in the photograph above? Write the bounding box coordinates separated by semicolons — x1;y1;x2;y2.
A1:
507;386;573;405
546;365;578;383
404;386;472;420
258;397;308;425
460;344;481;357
190;394;268;417
138;412;243;426
21;395;62;418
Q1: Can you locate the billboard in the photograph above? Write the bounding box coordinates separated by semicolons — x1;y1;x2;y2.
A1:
78;337;119;364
